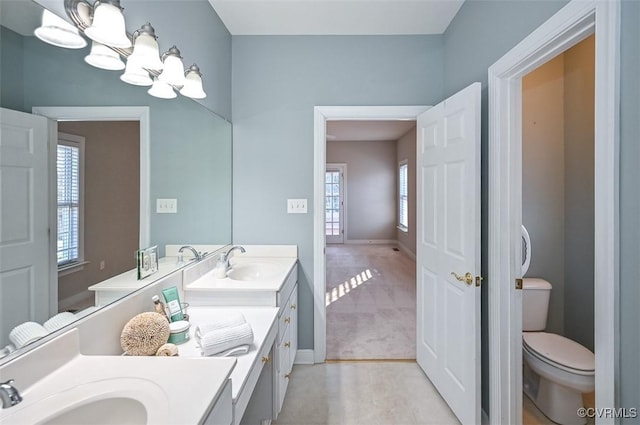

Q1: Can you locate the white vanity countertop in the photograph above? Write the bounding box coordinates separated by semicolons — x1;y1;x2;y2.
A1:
178;306;279;401
185;257;297;292
87;256;184;292
0;328;237;425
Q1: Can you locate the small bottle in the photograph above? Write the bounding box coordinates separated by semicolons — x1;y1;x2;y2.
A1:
152;295;169;321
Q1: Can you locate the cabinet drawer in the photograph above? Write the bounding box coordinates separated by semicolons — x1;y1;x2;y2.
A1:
277;298;292;345
288;286;298;368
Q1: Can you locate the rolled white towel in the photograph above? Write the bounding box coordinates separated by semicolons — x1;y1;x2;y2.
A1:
199;323;254;357
195;312;247;344
43;312;77;332
9;322;48;348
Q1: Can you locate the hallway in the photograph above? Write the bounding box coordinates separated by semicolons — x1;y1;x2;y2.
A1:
326;244;416;360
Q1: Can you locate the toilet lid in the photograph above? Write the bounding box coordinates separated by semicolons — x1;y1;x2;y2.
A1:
523;332;595;372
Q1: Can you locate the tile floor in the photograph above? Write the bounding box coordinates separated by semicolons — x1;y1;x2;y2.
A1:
273;362;460;425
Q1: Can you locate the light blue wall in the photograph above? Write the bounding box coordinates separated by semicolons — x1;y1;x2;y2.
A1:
619;0;640;420
0;27;24;111
232;35;444;349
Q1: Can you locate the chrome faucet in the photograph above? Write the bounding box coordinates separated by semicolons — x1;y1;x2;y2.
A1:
0;380;22;409
178;245;205;261
222;245;246;272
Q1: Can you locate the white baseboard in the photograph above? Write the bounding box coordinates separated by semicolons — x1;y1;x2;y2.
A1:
396;240;416;260
58;291;93;312
294;349;315;365
345;239;397;245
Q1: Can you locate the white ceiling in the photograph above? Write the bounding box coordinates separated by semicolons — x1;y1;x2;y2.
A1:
326;120;416;142
208;0;465;35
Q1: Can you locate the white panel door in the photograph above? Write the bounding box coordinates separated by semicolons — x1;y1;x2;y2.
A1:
416;83;481;424
0;108;52;347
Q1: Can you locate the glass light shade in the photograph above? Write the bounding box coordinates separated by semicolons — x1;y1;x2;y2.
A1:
120;58;152;86
179;65;207;99
158;47;186;86
34;9;87;49
128;24;163;71
84;1;131;48
148;78;177;99
84;41;125;70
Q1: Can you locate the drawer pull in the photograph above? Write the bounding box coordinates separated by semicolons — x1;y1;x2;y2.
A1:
284;341;290;348
261;356;271;364
284;317;291;324
291;304;297;310
285;373;291;379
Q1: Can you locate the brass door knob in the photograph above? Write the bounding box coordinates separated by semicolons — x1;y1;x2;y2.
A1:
284;317;291;324
291;304;297;310
284;341;291;348
451;271;473;285
285;373;291;379
261;356;271;364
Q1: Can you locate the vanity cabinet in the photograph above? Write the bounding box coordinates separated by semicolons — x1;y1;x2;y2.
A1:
183;248;299;423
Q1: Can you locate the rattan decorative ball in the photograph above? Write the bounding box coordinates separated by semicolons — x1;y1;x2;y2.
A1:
120;312;171;356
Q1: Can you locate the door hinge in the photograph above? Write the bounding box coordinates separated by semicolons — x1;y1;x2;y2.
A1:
515;278;523;290
475;276;483;287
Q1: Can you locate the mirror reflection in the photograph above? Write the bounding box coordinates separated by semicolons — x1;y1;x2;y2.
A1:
0;0;232;357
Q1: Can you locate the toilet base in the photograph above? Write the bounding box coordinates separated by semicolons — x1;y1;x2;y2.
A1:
524;362;586;425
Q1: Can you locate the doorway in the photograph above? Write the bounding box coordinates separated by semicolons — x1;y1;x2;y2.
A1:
325;164;345;244
488;1;619;422
313;106;428;363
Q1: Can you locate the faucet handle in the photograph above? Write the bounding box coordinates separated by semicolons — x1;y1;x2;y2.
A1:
1;379;23;408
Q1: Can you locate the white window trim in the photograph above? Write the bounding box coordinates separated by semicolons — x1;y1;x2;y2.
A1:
57;132;85;275
398;159;409;232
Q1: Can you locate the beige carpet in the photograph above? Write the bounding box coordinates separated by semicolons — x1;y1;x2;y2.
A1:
326;244;416;360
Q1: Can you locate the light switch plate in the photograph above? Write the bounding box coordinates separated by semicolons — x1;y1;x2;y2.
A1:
287;198;308;214
157;198;177;214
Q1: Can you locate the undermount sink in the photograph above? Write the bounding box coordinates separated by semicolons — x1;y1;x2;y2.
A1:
3;378;169;425
227;261;283;281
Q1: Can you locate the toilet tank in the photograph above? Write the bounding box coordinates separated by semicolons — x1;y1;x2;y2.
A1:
522;278;552;331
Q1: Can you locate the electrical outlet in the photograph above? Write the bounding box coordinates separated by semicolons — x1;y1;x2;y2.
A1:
156;198;177;214
287;198;308;214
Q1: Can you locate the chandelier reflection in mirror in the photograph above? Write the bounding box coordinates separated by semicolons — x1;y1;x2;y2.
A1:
34;0;207;100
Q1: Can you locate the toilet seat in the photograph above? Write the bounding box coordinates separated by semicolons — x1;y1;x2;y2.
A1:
523;332;595;374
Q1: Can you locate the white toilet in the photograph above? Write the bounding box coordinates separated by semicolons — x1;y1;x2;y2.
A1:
519;225;594;424
522;277;595;425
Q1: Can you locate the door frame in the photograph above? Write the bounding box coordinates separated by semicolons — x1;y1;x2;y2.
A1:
488;1;620;423
313;105;428;363
32;106;151;248
325;163;347;244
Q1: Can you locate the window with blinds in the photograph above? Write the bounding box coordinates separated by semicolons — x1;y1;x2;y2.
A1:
399;161;408;230
57;137;83;267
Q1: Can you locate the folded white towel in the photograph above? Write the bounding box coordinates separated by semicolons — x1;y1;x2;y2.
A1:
195;312;247;344
199;323;254;357
217;344;250;357
9;322;48;348
43;312;76;332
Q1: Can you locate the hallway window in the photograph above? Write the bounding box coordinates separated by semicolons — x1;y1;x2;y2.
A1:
57;134;84;268
399;160;408;231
